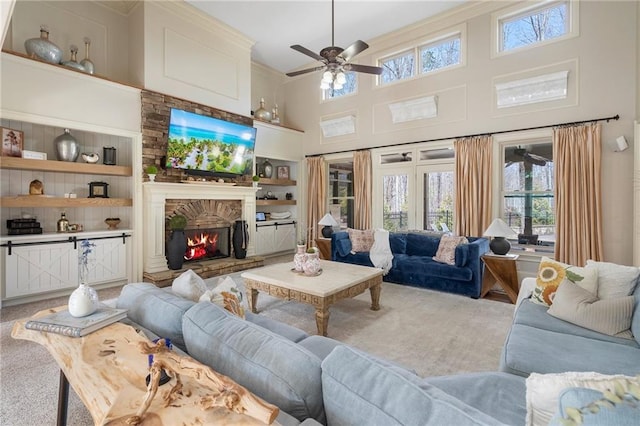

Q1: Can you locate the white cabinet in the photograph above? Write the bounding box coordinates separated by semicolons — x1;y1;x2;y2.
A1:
1;230;132;303
255;221;296;256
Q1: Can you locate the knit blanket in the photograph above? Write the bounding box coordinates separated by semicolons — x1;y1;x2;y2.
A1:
369;229;394;275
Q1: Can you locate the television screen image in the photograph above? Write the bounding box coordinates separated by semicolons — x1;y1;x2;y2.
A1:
166;109;257;177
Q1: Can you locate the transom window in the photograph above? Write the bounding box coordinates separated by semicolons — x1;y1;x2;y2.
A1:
420;35;461;74
323;72;357;100
379;50;415;85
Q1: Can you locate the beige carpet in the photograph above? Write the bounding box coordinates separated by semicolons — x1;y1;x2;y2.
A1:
1;272;515;425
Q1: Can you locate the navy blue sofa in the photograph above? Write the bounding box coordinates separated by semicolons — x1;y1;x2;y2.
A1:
331;231;489;298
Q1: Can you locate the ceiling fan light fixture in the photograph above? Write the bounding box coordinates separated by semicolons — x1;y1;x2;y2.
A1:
322;71;334;83
336;71;346;85
320;80;331;90
333;82;343;90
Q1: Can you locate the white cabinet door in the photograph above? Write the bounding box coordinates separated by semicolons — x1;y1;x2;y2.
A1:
89;237;129;285
273;223;296;253
4;241;77;298
255;225;276;255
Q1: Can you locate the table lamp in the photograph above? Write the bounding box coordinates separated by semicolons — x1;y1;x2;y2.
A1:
318;213;339;238
483;218;516;255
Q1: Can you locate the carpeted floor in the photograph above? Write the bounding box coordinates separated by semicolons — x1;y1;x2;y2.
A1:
0;267;515;425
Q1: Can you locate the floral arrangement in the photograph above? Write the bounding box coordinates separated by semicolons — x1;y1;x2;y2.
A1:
79;239;96;284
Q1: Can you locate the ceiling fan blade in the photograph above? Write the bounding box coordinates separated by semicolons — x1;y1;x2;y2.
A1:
524;152;547;166
339;40;369;62
345;63;383;75
286;65;326;77
290;44;324;62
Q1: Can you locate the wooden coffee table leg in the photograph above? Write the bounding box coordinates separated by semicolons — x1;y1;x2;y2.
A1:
315;304;330;337
369;282;381;311
247;288;259;314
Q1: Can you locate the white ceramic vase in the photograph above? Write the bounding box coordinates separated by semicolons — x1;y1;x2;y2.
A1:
68;283;99;317
293;245;306;272
148;174;156;182
303;251;321;276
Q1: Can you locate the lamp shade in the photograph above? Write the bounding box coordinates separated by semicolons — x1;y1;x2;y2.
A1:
319;213;339;238
483;218;516;238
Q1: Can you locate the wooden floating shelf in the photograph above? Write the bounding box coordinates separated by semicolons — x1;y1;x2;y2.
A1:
1;196;132;208
256;200;296;206
0;157;132;176
257;178;296;186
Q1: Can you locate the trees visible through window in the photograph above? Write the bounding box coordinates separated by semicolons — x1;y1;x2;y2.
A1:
323;72;357;100
328;162;354;228
424;171;454;232
380;50;415;85
420;36;461;74
501;1;569;52
383;174;409;231
503;142;555;248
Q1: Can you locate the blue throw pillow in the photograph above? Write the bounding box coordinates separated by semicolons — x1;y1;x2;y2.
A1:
335;238;352;257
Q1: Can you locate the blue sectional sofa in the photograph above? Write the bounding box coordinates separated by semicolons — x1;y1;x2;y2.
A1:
331;231;489;298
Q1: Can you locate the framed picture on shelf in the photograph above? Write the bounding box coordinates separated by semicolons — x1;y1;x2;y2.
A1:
2;127;23;157
277;166;290;180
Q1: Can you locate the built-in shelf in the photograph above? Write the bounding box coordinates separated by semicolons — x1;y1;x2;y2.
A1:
258;177;296;186
1;196;132;208
256;200;296;206
0;157;132;176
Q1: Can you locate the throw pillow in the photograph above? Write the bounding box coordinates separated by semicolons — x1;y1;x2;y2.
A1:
531;257;598;306
347;228;374;252
171;269;207;302
199;276;245;318
433;235;468;265
550;387;640;426
585;260;640;299
547;281;635;336
525;372;639;426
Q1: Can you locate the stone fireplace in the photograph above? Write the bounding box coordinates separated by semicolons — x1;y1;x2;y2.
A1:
143;182;257;273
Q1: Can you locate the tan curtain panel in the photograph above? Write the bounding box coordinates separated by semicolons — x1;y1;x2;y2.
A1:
353;150;372;230
454;135;493;237
306;156;326;245
553;123;603;265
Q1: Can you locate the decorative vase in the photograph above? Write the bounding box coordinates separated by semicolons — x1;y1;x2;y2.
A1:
79;37;95;75
54;129;80;162
263;159;273;178
303;250;321;276
24;25;63;64
233;220;249;259
103;146;117;165
61;44;86;72
69;243;99;317
148;174;156;182
293;245;307;272
166;230;187;270
254;98;272;122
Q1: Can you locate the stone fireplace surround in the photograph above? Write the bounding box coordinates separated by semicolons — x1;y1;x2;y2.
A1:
143;182;258;274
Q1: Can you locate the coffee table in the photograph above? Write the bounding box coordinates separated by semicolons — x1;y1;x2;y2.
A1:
241;260;383;336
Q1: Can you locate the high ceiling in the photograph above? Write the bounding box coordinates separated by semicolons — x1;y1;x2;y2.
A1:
185;1;470;74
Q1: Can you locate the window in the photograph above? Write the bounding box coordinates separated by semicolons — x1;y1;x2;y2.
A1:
323;72;357;100
328;162;354;228
496;1;576;54
383;174;410;231
379;50;415;85
422;169;455;232
420;35;461;74
502;142;555;249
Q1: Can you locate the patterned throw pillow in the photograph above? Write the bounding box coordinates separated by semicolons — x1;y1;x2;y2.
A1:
199;276;246;318
532;257;598;306
433;235;468;265
347;228;374;252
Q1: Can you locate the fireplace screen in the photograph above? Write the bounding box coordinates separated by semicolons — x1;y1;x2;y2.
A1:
183;227;230;262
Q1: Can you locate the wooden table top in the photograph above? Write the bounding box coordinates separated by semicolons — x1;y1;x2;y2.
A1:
241;260;383;297
12;307;279;425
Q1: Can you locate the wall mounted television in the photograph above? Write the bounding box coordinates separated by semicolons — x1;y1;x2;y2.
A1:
166;108;257;179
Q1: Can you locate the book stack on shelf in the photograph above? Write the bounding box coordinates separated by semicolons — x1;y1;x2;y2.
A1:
6;218;43;235
25;306;127;337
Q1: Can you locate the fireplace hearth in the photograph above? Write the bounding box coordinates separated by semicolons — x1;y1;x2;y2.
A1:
184;227;230;262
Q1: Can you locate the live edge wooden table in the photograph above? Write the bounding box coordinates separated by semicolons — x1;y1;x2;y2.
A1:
241;260;383;336
481;254;520;304
12;307;280;426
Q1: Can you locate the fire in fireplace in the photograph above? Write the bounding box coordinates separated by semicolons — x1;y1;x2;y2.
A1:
183;227;230;262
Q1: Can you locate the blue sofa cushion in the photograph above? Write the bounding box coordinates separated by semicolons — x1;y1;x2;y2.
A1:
116;283;195;351
245;311;309;343
631;280;640;345
500;323;640;377
549;388;640;425
396;255;472;282
321;346;507;426
406;233;440;257
182;302;325;423
425;372;526;426
455;244;469;267
389;233;407;254
335;237;352;257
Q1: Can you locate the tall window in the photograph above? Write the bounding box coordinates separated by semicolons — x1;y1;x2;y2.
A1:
323;72;357;100
420;35;461;74
379;50;415;85
423;170;455;232
502;142;555;249
383;174;409;231
328;162;354;228
498;1;573;53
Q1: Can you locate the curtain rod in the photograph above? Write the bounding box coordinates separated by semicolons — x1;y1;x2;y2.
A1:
304;114;620;158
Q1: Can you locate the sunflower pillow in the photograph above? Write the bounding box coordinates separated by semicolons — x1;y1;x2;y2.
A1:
531;257;599;306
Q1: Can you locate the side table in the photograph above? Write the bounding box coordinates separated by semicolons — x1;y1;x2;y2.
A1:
481;254;520;304
315;237;332;260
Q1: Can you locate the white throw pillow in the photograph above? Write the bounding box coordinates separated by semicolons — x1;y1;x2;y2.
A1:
585;260;640;299
171;269;207;302
526;372;639;426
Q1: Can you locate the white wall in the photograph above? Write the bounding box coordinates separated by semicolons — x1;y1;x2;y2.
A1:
251;61;287;125
283;1;638;265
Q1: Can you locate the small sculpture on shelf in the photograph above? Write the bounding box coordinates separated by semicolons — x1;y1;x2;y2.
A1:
105;217;121;230
29;179;44;195
81;152;100;163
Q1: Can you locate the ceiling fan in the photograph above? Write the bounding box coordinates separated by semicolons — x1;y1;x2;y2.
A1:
512;147;550;166
285;0;383;88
